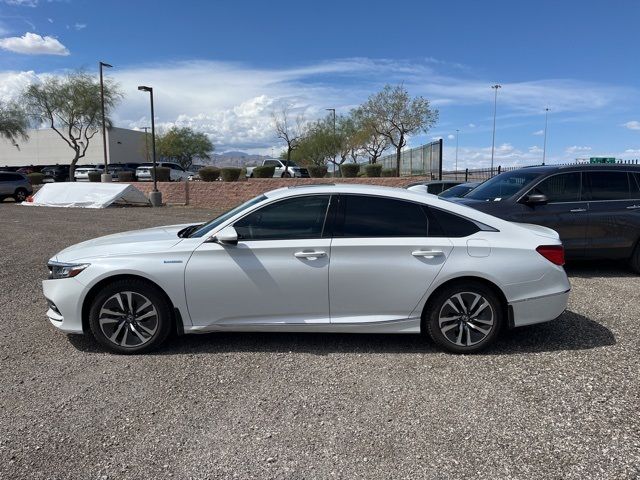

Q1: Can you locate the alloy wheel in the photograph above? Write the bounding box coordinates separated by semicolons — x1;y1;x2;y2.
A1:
438;292;495;347
98;291;159;348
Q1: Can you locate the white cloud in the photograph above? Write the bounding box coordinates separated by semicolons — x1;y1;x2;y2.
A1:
0;32;69;55
566;145;592;154
532;129;544;136
529;146;543;154
74;23;86;30
467;123;475;128
2;0;38;6
447;134;455;140
47;18;54;23
623;120;640;131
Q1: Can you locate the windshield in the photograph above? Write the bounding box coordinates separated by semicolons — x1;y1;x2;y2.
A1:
189;195;267;238
464;171;541;201
439;184;475;198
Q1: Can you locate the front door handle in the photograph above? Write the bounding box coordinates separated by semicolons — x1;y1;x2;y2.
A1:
626;205;640;210
570;208;587;213
412;249;444;258
294;250;326;259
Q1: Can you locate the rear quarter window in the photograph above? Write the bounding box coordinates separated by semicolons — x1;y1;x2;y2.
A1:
428;207;481;237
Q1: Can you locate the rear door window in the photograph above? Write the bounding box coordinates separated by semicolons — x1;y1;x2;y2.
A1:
585;172;630;201
530;172;581;202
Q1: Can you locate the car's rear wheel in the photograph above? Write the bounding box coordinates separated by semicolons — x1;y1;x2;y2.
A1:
425;281;503;353
630;241;640;274
88;279;172;354
13;188;28;202
282;172;292;178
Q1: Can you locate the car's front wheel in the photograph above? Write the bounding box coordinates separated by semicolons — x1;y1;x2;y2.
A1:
88;279;173;354
13;188;28;202
425;281;503;353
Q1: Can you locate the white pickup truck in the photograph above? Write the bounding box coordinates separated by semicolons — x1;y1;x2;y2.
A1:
246;159;310;178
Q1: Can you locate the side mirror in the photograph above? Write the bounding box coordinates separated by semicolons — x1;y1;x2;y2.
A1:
212;226;238;246
521;193;548;206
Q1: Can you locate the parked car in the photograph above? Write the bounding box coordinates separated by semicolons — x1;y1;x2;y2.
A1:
246;159;310;178
41;165;70;183
187;164;206;181
74;164;104;181
454;164;640;272
43;184;570;355
107;164;137;181
439;182;482;198
136;162;190;182
405;180;463;195
0;171;33;202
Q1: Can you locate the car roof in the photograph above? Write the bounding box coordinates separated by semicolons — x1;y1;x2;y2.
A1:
515;163;640;174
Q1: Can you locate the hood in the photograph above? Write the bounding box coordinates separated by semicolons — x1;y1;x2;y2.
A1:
54;223;194;262
449;197;512;217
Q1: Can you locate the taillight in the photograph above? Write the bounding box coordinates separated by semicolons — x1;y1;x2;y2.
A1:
536;245;565;266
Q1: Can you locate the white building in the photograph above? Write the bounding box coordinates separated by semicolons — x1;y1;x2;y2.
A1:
0;127;150;168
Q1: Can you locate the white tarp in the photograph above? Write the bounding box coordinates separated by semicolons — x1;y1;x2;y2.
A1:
22;182;150;208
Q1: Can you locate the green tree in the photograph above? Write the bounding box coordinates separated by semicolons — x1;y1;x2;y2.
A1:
360;84;438;175
21;71;123;180
156;126;213;168
291;118;335;167
0;100;29;145
352;107;389;164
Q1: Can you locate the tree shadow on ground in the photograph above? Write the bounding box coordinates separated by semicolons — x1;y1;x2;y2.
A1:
67;310;615;356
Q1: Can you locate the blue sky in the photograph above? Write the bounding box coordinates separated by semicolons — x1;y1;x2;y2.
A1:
1;0;639;168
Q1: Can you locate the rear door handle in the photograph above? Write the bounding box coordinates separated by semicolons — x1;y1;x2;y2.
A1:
570;208;587;213
294;250;326;259
626;205;640;210
412;249;444;258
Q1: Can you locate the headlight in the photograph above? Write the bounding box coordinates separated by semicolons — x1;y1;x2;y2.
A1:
47;261;90;279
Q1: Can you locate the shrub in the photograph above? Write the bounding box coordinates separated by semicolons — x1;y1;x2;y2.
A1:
381;168;397;177
340;163;360;178
308;165;328;178
88;171;101;182
27;172;44;185
253;165;276;178
240;167;247;179
199;166;221;182
117;171;135;182
364;163;383;177
221;167;242;182
151;166;171;182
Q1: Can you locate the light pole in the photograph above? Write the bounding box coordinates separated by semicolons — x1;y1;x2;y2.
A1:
542;107;550;165
138;86;161;207
99;61;113;182
455;129;460;174
326;108;336;175
490;84;501;175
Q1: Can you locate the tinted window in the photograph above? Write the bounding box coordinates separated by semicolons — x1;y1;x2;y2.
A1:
235;195;330;240
631;173;640;198
264;160;279;167
586;172;629;201
429;208;480;237
465;171;541;201
339;195;429;237
0;173;22;181
530;172;581;202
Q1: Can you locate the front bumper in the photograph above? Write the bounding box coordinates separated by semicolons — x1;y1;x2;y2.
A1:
509;289;570;328
42;277;87;334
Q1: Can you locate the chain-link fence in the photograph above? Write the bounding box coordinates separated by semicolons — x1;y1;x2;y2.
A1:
379;139;442;178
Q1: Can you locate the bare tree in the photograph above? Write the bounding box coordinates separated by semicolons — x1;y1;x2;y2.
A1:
273;106;305;177
0;100;29;145
21;71;122;180
361;84;438;175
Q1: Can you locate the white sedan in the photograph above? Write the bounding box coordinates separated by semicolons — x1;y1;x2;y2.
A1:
42;184;570;354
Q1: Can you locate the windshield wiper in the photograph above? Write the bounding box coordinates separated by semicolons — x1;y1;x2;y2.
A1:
178;224;203;238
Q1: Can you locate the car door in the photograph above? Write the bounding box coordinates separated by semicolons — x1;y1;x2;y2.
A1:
584;171;639;259
184;194;333;327
328;194;453;324
0;173;11;195
264;160;282;177
513;172;588;258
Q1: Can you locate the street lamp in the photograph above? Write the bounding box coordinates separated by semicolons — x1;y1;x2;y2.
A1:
542;107;550;165
99;61;113;182
490;84;501;175
455;129;460;174
138;85;161;207
326;108;336;175
142;126;150;162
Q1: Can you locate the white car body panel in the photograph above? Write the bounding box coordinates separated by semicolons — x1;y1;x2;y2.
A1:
136;163;190;182
42;184;570;340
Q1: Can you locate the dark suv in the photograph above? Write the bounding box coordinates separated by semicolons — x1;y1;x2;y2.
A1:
454;164;640;271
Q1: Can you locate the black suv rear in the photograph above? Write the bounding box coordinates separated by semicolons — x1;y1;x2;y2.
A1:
454;164;640;271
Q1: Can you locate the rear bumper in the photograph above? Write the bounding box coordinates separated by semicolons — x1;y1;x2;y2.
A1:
509;289;570;327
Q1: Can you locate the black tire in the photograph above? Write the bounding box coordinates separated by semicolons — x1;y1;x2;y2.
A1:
88;279;173;354
281;172;292;178
13;188;28;202
630;241;640;274
425;281;503;353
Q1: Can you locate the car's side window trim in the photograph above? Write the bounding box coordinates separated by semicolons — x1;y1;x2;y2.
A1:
231;194;333;242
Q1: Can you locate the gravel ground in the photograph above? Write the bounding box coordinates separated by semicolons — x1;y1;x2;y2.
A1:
0;202;638;480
